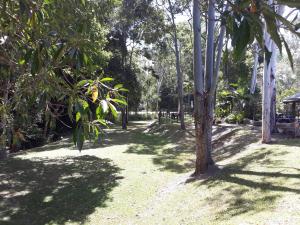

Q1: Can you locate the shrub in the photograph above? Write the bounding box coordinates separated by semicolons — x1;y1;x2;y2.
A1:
224;112;245;124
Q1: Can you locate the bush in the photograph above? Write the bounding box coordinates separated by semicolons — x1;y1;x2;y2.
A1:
224;113;244;124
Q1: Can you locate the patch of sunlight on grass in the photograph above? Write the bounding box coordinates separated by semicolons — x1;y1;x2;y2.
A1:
2;121;300;225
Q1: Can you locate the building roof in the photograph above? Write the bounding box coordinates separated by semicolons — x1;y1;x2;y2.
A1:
283;93;300;103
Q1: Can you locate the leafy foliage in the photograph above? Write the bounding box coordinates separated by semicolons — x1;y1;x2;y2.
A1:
0;0;125;151
227;0;300;67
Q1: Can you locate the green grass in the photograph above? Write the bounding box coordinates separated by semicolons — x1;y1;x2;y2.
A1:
1;121;300;225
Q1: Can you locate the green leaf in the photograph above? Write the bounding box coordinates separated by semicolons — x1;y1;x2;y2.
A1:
83;53;89;65
19;59;26;65
76;124;84;151
76;79;93;87
95;105;103;119
108;102;118;119
282;36;294;71
119;88;129;92
114;84;123;89
93;126;99;139
76;112;81;122
75;99;89;117
53;44;66;62
97;119;108;127
110;98;127;105
44;0;54;4
100;77;114;82
275;14;300;38
276;0;300;8
262;9;282;53
232;18;251;59
79;99;89;110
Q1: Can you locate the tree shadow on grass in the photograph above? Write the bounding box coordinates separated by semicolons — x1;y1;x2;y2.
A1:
124;132;170;155
0;155;121;225
274;137;300;147
207;187;281;221
123;125;262;174
194;147;299;221
152;153;192;173
25;138;74;153
125;131;194;173
212;128;261;162
202;167;300;221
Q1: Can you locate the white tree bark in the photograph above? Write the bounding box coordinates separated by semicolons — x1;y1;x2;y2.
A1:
204;0;215;164
250;43;259;94
193;0;208;175
212;3;229;91
262;29;274;143
270;5;285;133
194;0;228;173
262;3;284;143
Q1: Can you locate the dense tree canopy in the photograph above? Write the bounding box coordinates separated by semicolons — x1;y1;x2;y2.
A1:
0;0;300;175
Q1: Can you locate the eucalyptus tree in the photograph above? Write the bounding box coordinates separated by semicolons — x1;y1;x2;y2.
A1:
152;49;169;114
193;0;207;174
193;0;229;173
262;3;282;142
250;43;260;94
156;0;191;130
192;0;300;174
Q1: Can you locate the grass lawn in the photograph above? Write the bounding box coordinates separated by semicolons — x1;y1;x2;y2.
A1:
1;121;300;225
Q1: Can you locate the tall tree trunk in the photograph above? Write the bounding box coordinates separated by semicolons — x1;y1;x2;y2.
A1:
204;0;216;165
224;38;229;83
262;33;274;143
193;0;208;175
270;45;277;133
121;108;127;130
270;5;284;133
0;79;10;160
168;0;185;130
126;95;129;124
262;4;284;142
250;43;259;94
270;86;277;132
43;104;50;139
157;81;161;119
213;3;228;89
207;2;228;164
